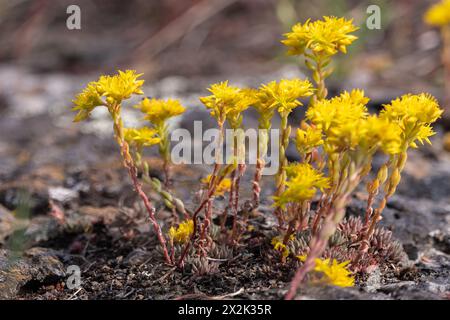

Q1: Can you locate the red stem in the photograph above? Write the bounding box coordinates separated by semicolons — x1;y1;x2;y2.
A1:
252;158;264;208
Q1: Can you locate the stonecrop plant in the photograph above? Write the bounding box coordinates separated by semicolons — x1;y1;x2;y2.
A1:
71;70;187;265
71;15;443;299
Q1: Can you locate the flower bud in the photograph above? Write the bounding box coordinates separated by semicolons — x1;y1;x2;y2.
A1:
377;164;388;184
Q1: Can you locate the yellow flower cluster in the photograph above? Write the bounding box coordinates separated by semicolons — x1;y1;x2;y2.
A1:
282;16;359;57
305;89;404;155
168;220;194;243
135;98;186;126
381;93;442;124
201;175;232;196
327;115;402;155
72;70;144;122
424;0;450;27
274;163;330;207
200;81;255;126
306;89;369;132
296;123;323;154
298;256;354;287
381;93;443;148
256;79;314;114
123;127;161;147
96;70;144;104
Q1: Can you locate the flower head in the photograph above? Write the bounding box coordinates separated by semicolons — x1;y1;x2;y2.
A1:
274;163;329;207
381;93;442;125
424;0;450;27
256;79;314;115
201;175;232;196
327;115;402;155
306;89;369;132
168;220;194;243
282;16;359;57
123;127;161;148
71;70;144;122
135;98;186;126
96;70;144;105
200;81;254;126
298;256;354;287
381;93;442;148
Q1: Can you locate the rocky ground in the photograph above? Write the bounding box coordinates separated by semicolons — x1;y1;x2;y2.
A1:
0;66;449;300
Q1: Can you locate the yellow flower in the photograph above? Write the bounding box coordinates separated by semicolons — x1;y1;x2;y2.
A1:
297;256;354;287
72;83;104;122
123;127;161;147
71;70;145;122
274;163;329;207
314;258;355;287
200;81;254;125
256;79;314;115
381;93;442;125
168;220;194;243
327;115;402;155
296;123;323;154
271;236;290;258
201;175;232;196
424;0;450;27
96;70;144;105
306;89;369;132
381;93;442;148
135;98;186;126
282;16;359;57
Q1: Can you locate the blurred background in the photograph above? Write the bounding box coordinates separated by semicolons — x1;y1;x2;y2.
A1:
0;0;446;90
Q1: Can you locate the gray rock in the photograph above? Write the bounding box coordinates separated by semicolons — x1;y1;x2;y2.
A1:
0;247;65;299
